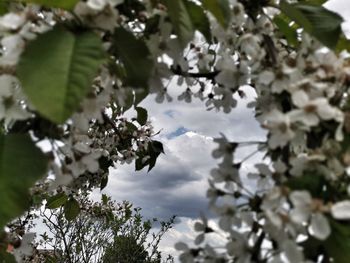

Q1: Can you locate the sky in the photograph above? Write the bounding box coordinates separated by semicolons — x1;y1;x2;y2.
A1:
98;0;350;260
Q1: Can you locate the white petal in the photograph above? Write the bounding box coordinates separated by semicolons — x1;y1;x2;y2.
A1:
258;71;275;85
290;191;312;206
331;200;350;220
290;207;310;224
309;213;331;240
292;90;309;108
87;0;106;10
283;240;304;263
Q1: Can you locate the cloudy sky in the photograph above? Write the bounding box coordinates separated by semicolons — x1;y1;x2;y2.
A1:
98;1;350;260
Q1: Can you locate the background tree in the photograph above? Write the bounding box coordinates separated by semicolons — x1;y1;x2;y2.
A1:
10;192;174;263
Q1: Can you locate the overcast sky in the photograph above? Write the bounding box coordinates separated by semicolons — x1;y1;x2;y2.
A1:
98;1;350;259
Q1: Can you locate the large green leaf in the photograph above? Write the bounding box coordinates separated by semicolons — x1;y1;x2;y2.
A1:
324;220;350;263
113;28;154;88
295;3;343;49
336;35;350;53
0;134;48;229
0;1;9;15
0;250;16;263
22;0;79;10
273;15;299;47
280;1;343;49
280;0;312;32
163;0;194;48
184;0;212;43
202;0;231;29
17;26;105;124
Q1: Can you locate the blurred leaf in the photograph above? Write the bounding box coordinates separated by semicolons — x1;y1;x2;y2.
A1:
17;26;105;123
184;0;212;42
280;1;343;49
273;15;299;47
324;220;350;263
336;34;350;53
286;172;332;200
202;0;231;29
46;192;68;209
64;197;80;221
163;0;194;48
280;0;312;32
113;28;154;87
0;134;48;229
22;0;79;10
0;250;16;263
0;1;9;15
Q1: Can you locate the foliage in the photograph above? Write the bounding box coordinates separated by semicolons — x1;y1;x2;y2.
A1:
7;192;174;263
0;0;350;262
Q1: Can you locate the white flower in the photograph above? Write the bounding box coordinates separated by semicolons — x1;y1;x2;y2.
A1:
289;90;343;127
215;54;248;89
289;191;330;240
0;13;25;30
0;35;25;66
309;213;331;240
238;33;263;60
87;0;107;11
0;75;31;125
263;109;295;149
258;70;275;86
331;200;350;220
282;240;304;263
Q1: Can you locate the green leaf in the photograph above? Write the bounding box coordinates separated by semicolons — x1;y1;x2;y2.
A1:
280;1;343;49
295;3;343;49
184;0;212;43
300;0;328;5
113;28;154;88
148;140;164;172
286;173;324;197
280;0;312;32
324;220;350;263
17;26;105;124
22;0;79;10
46;192;68;209
135;107;148;126
202;0;231;29
0;1;9;15
163;0;194;48
64;197;80;221
0;134;48;229
273;15;299;47
0;250;16;263
336;35;350;53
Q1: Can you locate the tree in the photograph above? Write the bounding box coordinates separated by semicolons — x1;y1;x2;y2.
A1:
8;192;174;263
1;0;350;262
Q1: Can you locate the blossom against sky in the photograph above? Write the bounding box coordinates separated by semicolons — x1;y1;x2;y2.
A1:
100;0;350;260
